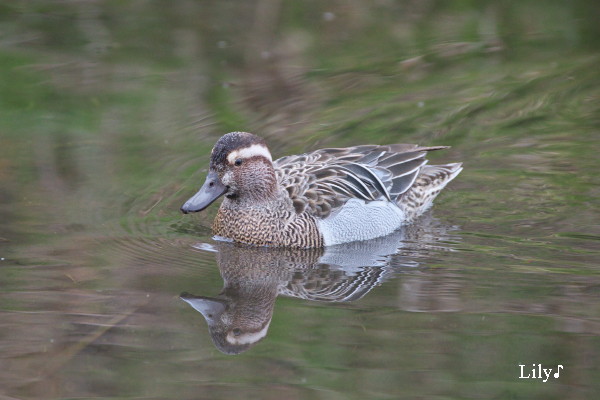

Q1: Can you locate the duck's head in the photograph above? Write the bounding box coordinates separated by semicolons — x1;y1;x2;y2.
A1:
180;290;274;355
181;132;276;213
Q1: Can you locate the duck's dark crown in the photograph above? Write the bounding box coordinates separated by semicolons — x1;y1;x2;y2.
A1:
210;132;267;168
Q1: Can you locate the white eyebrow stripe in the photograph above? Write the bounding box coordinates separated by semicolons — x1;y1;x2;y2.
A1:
226;322;271;345
227;144;272;163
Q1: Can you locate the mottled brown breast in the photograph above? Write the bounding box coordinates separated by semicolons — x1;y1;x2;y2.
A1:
212;206;324;248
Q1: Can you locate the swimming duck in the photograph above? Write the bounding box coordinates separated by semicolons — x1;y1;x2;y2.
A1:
181;131;462;248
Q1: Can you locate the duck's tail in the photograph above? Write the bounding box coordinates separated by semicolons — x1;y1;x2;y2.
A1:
396;162;463;222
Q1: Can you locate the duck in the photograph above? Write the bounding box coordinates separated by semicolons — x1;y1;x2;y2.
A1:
180;239;396;354
181;131;462;248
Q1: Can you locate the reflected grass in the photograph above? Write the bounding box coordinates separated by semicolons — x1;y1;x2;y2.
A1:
1;1;599;399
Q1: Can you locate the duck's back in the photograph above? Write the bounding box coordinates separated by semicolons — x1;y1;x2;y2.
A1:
274;144;462;246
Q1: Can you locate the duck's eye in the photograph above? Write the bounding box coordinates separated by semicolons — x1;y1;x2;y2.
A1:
234;159;243;166
232;328;242;336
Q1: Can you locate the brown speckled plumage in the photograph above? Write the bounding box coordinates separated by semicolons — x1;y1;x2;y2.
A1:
181;131;462;248
213;204;324;248
397;164;462;222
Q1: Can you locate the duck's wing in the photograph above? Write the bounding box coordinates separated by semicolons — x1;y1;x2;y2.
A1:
279;264;391;302
274;144;448;219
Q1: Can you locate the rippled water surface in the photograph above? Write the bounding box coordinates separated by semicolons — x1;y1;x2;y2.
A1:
1;2;599;399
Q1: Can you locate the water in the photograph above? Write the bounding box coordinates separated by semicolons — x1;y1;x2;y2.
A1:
1;2;599;399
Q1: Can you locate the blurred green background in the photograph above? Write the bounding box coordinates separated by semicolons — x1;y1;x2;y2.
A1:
1;1;599;399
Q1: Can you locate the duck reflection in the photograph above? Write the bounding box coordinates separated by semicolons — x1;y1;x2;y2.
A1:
181;223;455;354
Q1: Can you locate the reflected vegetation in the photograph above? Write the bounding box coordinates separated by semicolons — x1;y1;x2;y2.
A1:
182;218;457;354
1;0;599;399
